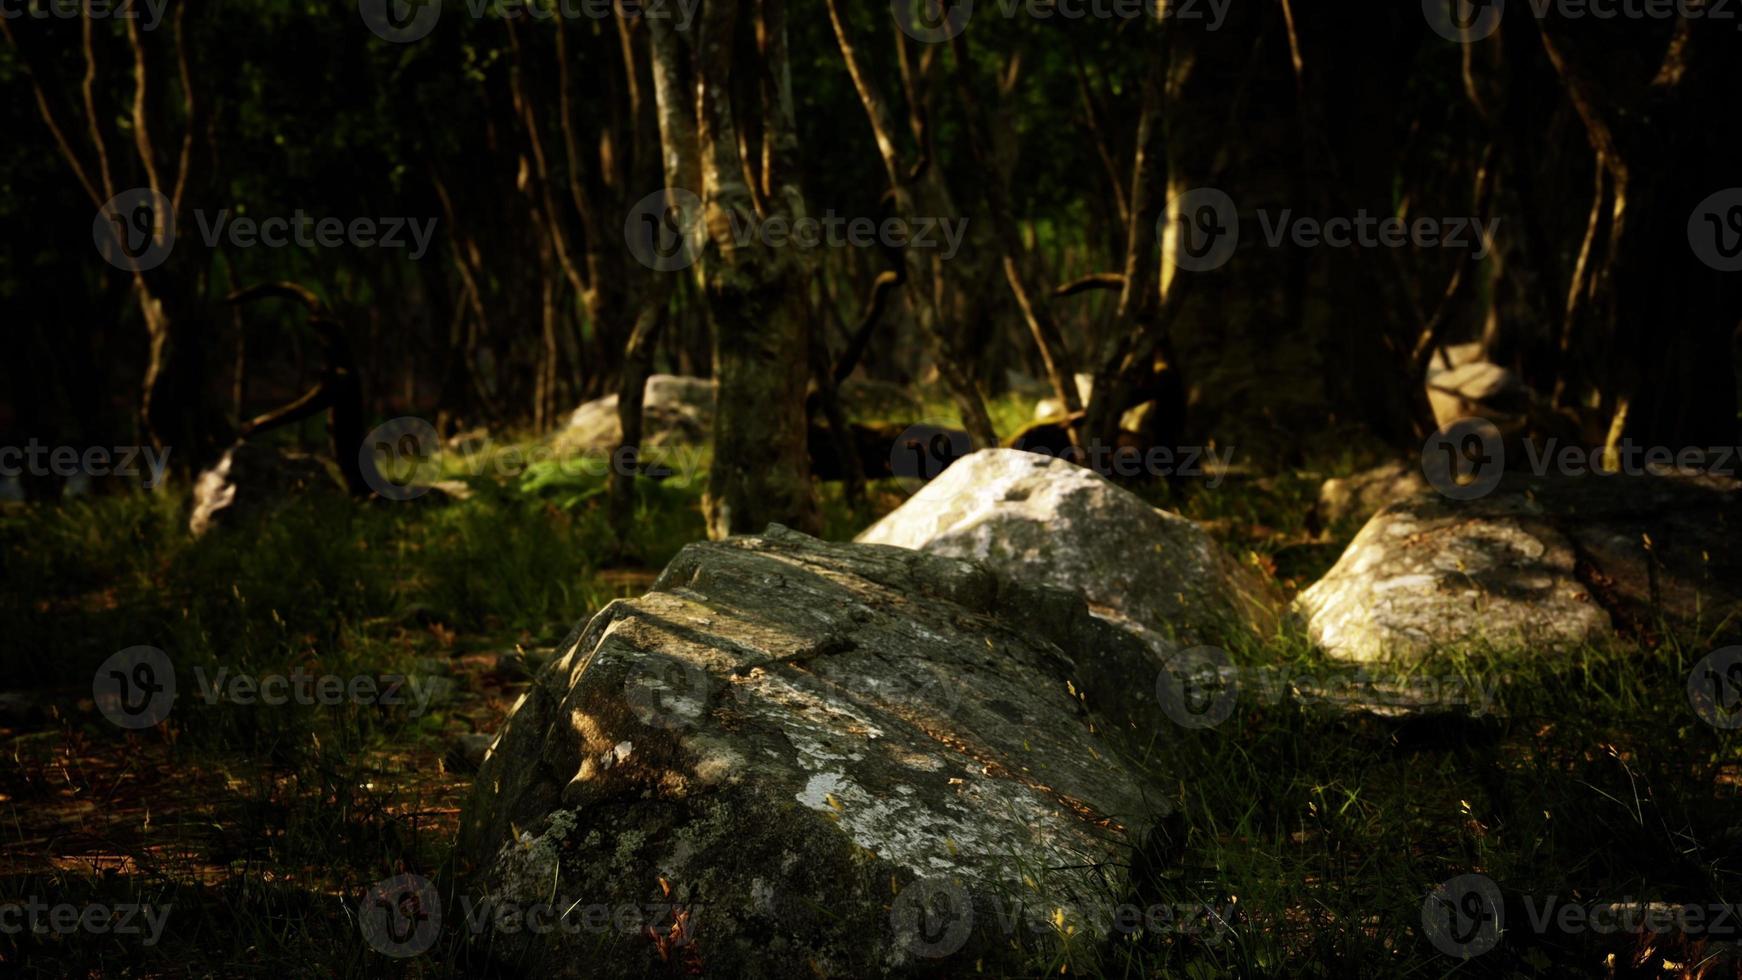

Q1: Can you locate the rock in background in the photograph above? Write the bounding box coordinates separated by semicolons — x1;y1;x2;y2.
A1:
858;449;1283;646
557;375;921;453
557;374;718;454
1297;472;1741;661
1315;460;1429;530
459;527;1170;979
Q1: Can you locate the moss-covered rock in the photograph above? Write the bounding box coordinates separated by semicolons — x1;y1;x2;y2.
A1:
459;526;1171;978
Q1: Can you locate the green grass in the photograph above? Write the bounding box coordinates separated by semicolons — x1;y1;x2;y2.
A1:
2;433;1737;978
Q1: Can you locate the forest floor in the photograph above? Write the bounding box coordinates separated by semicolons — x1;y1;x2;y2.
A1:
2;395;1738;978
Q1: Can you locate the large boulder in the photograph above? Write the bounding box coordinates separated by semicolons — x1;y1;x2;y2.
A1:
1296;472;1742;661
459;526;1169;978
188;441;344;537
857;449;1283;645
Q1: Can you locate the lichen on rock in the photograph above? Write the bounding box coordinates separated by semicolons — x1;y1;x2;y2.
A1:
459;525;1173;977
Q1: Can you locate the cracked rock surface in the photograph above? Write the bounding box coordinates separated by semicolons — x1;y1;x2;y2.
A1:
460;526;1170;978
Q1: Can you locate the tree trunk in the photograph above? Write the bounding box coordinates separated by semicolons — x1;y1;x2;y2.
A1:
675;0;820;538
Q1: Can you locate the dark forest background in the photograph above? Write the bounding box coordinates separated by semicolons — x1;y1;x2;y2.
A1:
6;1;1738;513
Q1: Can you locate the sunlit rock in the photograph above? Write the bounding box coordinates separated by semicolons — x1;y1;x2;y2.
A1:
459;526;1169;978
1297;473;1742;661
858;449;1283;646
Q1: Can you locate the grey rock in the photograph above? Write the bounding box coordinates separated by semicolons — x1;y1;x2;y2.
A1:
1296;472;1742;661
858;449;1283;646
559;374;718;453
459;526;1169;978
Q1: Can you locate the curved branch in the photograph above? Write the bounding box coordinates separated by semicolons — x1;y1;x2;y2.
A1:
832;269;904;384
1054;273;1126;299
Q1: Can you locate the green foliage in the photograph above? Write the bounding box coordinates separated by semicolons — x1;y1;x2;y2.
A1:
6;454;1738;977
